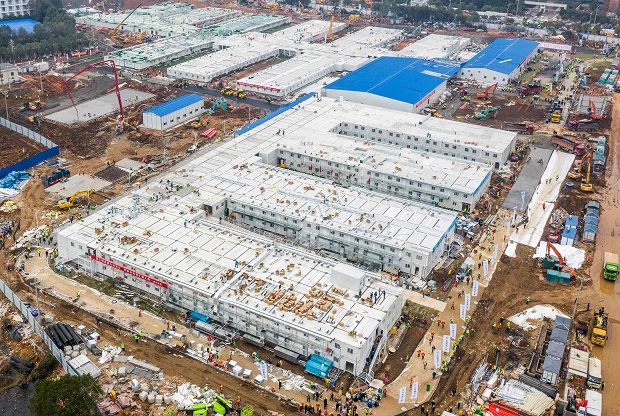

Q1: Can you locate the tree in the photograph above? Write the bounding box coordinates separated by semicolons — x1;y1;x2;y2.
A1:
28;374;103;416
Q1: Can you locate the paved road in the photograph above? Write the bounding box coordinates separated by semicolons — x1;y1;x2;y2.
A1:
502;146;553;212
181;84;282;113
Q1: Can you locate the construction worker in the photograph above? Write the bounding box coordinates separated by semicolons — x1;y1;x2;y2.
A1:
133;333;139;343
120;343;125;352
219;385;224;394
236;396;241;407
76;291;81;299
526;296;530;304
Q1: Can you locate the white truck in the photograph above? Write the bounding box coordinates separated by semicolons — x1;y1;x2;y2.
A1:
587;357;602;389
579;389;602;416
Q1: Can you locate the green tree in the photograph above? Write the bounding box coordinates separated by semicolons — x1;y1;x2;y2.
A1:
28;374;103;416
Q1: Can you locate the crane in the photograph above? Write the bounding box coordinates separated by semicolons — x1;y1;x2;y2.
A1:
568;152;590;179
58;189;95;209
580;162;593;192
109;2;143;37
61;60;124;123
326;16;335;42
476;83;498;99
589;98;603;120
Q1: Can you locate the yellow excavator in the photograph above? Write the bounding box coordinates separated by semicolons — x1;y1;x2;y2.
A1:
580;162;593;192
58;189;95;209
568;152;590;180
326;16;335;42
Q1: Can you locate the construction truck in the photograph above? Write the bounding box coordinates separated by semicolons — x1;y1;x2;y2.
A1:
603;252;619;281
550;111;562;123
234;89;247;99
551;135;586;156
591;309;608;347
41;168;70;187
580;162;593;192
518;84;542;96
568;119;599;132
58;189;95;209
500;122;534;134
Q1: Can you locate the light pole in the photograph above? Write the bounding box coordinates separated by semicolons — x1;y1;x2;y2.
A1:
592;5;600;31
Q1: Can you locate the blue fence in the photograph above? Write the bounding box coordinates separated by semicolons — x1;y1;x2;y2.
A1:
0;116;59;180
236;93;317;136
0;146;60;179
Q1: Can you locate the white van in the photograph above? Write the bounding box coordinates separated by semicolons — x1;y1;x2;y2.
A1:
587;357;602;389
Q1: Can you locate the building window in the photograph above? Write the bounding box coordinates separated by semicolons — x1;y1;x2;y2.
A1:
347;348;353;354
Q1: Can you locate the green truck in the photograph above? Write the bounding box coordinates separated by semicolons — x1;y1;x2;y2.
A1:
604;252;619;281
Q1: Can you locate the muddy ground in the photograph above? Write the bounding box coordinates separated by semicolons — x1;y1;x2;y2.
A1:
418;245;577;413
0;127;46;170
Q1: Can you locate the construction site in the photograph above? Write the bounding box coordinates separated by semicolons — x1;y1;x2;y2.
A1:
0;2;618;416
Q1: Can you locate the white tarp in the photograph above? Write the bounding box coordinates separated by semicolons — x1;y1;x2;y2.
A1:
505;241;518;257
510;305;569;330
533;241;585;269
508;151;575;248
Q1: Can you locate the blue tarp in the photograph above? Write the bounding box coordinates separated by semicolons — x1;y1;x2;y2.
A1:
305;355;333;378
0;171;29;189
564;215;578;230
189;311;210;323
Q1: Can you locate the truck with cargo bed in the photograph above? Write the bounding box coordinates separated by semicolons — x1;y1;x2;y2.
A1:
603;252;618;281
518;84;542;96
551;135;586;156
568;119;599;132
500;122;534;134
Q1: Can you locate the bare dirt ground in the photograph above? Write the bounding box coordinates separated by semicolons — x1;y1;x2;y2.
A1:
416;245;577;413
451;94;547;127
0;127;46;169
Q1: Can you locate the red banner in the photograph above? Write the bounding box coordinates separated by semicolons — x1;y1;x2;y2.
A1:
91;255;168;288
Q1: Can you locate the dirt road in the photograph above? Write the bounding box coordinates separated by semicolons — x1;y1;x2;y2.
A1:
585;92;620;413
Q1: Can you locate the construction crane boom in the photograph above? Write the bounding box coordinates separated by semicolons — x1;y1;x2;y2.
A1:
326;16;334;42
546;241;564;265
61;60;124;121
110;1;143;36
589;98;603;120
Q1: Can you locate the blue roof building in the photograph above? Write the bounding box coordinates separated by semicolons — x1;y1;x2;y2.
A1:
0;19;39;34
323;57;460;113
143;94;204;130
457;38;539;85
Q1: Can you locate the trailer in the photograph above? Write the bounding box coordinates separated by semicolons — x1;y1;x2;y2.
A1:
500;122;534;134
551;135;586;155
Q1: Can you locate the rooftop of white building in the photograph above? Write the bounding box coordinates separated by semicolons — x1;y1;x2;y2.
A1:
58;201;402;344
399;34;471;59
269;134;492;196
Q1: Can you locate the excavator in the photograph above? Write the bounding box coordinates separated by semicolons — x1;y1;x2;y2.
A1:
568;152;590;179
580;161;593;192
475;106;501;119
589;98;603;120
205;97;228;115
58;189;95;209
326;16;335;42
476;83;498;100
544;241;575;276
